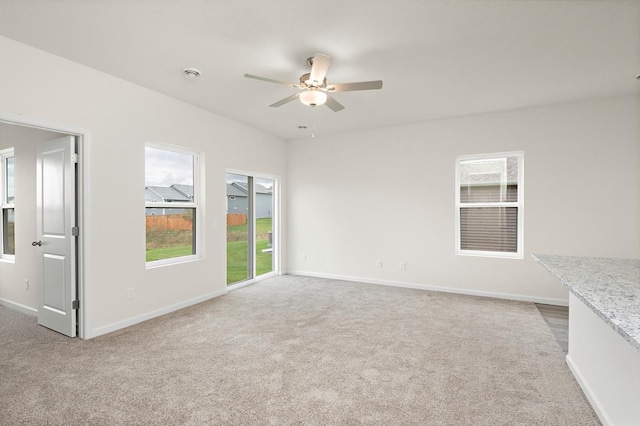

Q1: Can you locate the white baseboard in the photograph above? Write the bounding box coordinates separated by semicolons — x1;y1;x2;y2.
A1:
89;288;228;339
285;270;569;306
0;297;38;316
566;354;611;426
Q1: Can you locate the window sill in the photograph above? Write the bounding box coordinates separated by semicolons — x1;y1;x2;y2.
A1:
456;250;523;260
145;255;200;269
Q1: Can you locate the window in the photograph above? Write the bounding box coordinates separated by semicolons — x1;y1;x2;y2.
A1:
455;152;523;258
145;144;199;265
1;148;15;260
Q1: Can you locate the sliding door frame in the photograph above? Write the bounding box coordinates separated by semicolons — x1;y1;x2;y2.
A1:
226;168;280;289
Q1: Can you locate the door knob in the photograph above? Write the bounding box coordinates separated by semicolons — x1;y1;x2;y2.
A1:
31;241;42;246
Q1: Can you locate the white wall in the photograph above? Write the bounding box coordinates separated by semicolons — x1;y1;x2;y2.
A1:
0;125;65;313
287;96;640;303
1;33;637;337
0;36;287;337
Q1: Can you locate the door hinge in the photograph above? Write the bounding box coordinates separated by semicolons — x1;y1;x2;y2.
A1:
71;226;79;236
72;300;80;310
71;153;79;164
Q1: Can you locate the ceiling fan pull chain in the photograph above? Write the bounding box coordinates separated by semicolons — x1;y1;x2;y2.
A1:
312;108;317;138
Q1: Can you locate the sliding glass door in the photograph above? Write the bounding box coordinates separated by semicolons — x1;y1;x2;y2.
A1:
226;172;276;285
255;177;274;277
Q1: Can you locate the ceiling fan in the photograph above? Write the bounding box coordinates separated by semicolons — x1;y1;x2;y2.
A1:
244;54;383;112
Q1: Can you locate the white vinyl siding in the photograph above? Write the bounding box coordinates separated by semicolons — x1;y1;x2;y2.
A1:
455;152;524;259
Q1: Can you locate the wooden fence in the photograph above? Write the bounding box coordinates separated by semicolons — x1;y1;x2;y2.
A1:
227;214;247;226
146;213;247;230
146;214;192;231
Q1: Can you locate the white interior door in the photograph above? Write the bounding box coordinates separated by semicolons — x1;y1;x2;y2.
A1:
36;136;77;337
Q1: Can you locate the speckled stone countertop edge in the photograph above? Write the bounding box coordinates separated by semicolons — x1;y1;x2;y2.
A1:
532;254;640;353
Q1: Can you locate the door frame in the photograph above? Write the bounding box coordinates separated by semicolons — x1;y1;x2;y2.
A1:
0;110;88;339
226;168;280;289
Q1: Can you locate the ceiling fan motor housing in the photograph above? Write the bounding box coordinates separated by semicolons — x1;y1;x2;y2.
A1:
299;73;327;89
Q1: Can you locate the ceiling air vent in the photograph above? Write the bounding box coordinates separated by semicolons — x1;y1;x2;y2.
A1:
183;68;201;80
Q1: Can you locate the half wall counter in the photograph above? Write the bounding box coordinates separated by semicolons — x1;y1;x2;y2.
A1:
533;254;640;426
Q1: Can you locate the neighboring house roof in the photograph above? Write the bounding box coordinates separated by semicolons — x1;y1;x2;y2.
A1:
172;184;193;199
146;183;272;201
460;156;519;185
145;186;190;202
227;183;247;197
229;181;273;195
256;183;273;195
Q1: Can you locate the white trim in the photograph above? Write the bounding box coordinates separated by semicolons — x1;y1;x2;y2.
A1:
0;110;89;339
0;148;15;260
225;168;280;282
455;151;524;259
144;143;201;267
145;254;200;269
0;296;38;315
285;270;569;306
566;355;612;426
89;288;228;338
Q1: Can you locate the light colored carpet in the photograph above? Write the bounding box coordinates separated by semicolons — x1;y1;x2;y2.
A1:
0;275;599;425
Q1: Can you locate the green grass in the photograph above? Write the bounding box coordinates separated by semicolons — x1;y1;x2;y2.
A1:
145;228;193;262
227;218;272;241
226;218;273;284
145;218;273;282
146;245;193;262
226;231;273;285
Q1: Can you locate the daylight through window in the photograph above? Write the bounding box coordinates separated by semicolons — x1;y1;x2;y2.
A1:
455;152;523;258
145;144;199;265
1;148;15;259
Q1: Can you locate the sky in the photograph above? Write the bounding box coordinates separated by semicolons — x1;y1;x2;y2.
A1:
145;146;193;187
6;156;14;200
145;147;275;189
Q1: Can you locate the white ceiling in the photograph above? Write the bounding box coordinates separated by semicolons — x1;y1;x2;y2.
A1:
0;0;638;140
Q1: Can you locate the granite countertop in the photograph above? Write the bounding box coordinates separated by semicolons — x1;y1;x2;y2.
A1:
533;254;640;352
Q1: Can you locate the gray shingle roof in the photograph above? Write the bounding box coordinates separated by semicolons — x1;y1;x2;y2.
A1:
145;186;190;202
146;183;272;201
171;184;193;198
227;183;247;197
227;182;272;196
459;156;519;185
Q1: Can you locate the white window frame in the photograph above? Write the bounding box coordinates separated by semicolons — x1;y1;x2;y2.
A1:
145;143;200;268
226;168;279;289
455;151;524;259
0;148;15;261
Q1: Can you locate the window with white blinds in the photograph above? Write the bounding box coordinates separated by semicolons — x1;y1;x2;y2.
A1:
1;148;15;260
455;152;523;259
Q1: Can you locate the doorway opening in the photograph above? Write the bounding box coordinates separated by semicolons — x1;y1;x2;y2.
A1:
0;111;86;338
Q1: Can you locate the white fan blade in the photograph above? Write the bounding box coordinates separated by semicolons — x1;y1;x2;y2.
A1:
309;54;331;85
244;74;299;87
327;80;383;92
324;94;345;112
269;93;300;107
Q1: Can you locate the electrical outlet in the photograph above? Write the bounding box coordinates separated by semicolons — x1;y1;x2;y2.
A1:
400;261;406;270
376;259;383;268
127;288;135;299
24;279;29;290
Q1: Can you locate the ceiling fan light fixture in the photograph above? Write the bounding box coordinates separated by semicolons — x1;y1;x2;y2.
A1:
299;89;327;107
